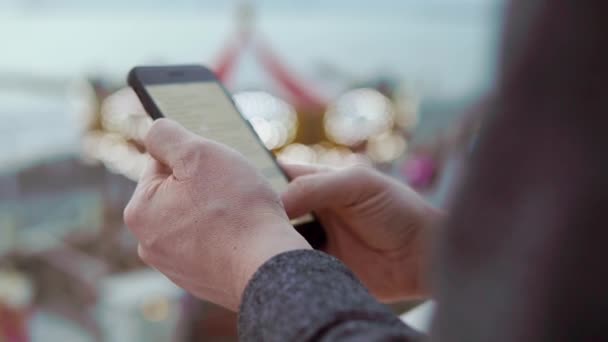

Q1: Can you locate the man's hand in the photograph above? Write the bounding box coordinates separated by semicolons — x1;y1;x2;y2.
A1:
124;119;311;311
282;164;442;302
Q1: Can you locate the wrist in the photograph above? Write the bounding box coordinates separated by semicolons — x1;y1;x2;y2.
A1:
233;223;312;310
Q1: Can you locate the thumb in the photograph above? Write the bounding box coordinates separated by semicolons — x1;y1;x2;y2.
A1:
144;118;200;172
281;167;374;219
280;162;332;179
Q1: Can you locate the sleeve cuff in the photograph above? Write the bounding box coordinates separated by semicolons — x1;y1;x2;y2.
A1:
238;249;420;341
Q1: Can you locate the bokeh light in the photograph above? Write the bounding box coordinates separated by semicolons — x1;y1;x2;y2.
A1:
394;85;420;130
366;131;407;163
233;91;298;150
324;88;394;146
277;143;317;164
66;77;98;133
277;143;370;167
100;88;152;144
140;296;170;322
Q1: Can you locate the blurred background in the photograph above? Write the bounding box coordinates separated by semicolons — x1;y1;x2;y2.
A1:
0;0;501;340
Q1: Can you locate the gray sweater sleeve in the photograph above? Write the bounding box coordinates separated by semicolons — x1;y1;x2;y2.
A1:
238;250;422;342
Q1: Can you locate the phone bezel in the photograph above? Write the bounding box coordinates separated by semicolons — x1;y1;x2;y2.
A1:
128;64;326;248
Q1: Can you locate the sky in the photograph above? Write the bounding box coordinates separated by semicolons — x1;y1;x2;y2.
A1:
0;0;501;12
0;0;503;98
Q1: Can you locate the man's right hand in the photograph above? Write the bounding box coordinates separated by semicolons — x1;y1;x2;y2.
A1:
281;164;443;302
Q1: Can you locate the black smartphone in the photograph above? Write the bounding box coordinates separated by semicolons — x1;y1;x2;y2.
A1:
128;64;326;249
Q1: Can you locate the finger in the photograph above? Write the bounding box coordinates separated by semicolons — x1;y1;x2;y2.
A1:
281;168;372;218
280;162;332;179
138;156;170;183
144;118;200;171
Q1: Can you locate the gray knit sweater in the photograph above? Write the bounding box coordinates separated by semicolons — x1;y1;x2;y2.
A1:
238;250;422;341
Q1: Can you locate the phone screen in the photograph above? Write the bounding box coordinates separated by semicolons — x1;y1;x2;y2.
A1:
145;81;313;226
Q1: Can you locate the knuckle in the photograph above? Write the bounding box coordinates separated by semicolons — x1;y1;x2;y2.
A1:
176;141;206;178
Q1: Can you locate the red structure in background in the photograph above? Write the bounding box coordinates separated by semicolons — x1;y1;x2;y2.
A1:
0;305;29;342
212;4;326;112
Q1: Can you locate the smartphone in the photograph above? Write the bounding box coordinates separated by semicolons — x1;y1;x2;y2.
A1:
128;64;326;248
